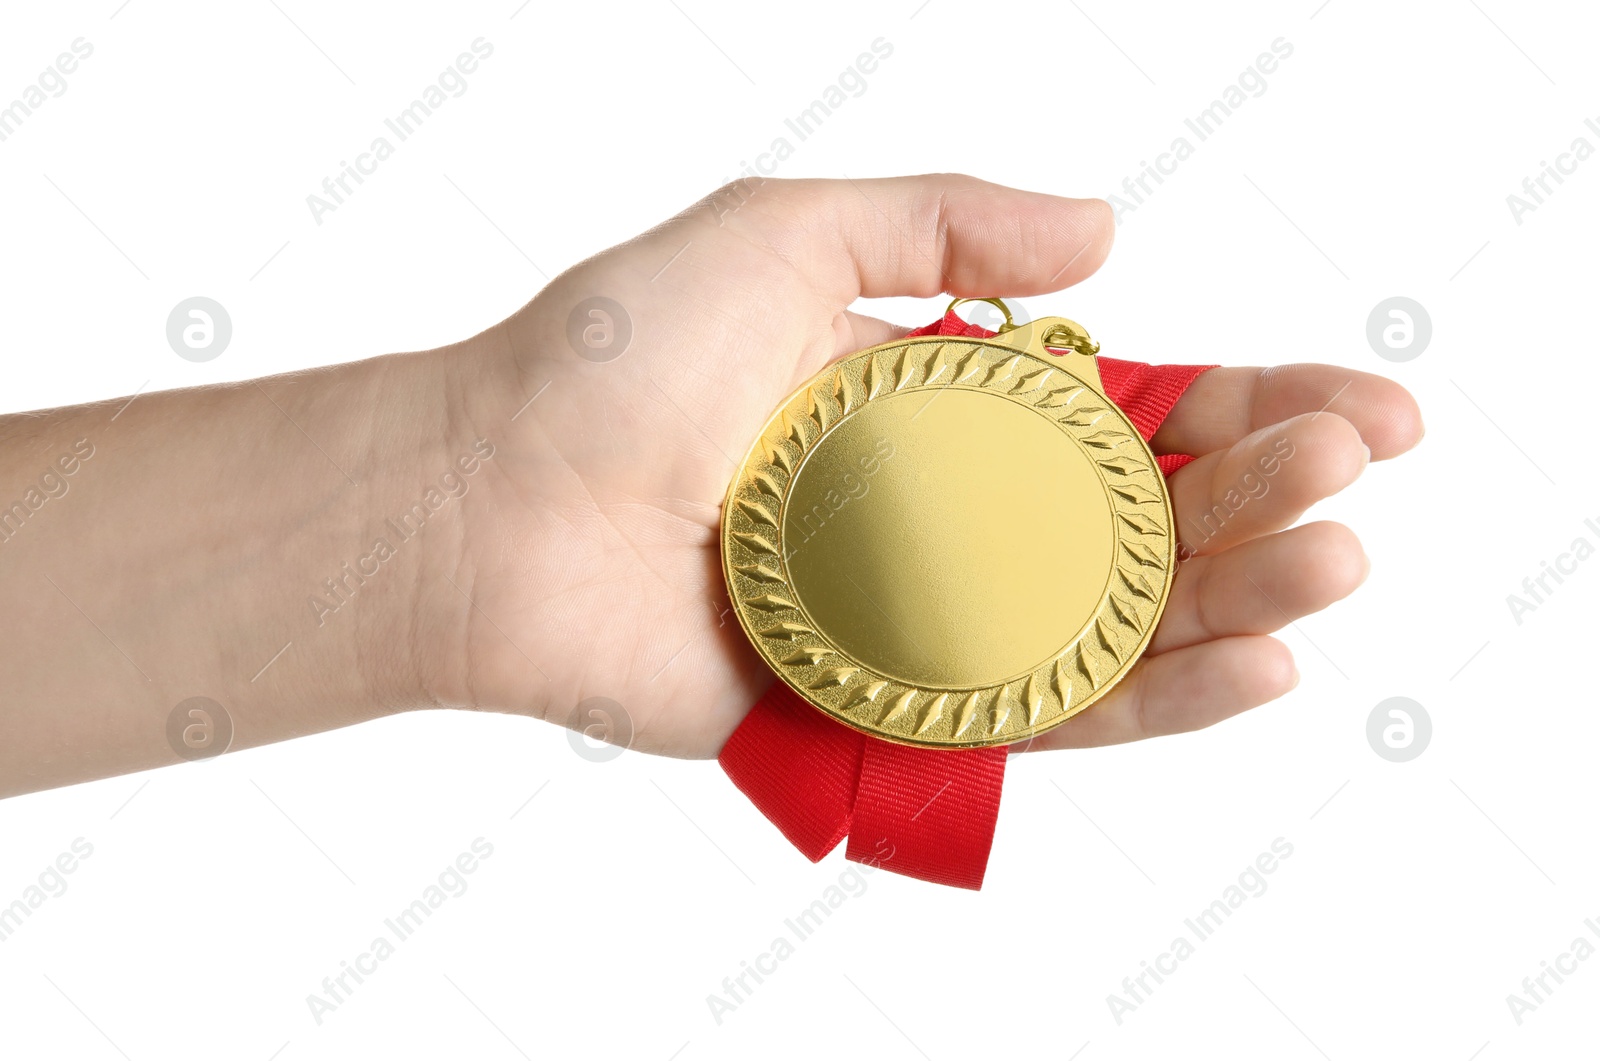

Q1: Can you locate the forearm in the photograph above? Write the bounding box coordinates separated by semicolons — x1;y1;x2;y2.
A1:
0;340;488;797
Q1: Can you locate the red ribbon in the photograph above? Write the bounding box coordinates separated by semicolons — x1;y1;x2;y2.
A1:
719;311;1214;889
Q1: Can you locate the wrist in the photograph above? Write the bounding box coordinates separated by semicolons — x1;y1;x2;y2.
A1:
306;340;525;724
404;310;556;722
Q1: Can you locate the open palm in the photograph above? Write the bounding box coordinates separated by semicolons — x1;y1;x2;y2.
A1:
432;175;1422;758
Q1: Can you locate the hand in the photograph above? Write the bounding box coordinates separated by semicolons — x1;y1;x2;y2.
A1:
0;173;1423;797
431;174;1425;758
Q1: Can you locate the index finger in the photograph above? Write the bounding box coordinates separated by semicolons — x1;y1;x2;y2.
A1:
1151;364;1424;461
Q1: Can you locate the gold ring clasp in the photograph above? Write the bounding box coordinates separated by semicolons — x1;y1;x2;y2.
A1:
946;297;1100;357
946;297;1016;334
1039;321;1100;357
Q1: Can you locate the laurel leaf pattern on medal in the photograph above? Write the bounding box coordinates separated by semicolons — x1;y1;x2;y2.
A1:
984;354;1023;387
761;434;794;474
1011;367;1053;394
1021;673;1043;727
746;593;798;612
1094;426;1137;444
834;364;858;415
1120;568;1159;601
1097;456;1145;477
759;622;813;640
808;666;859;689
733;531;778;555
952;691;981;737
1077;644;1099;686
952;345;987;383
1053;658;1073;714
752;470;785;501
1080;429;1132;451
988;685;1012;736
1108;593;1142;632
879;687;916;725
923;344;950;385
1110;483;1163;506
894;347;916;391
1097;618;1122;660
809;382;832;431
915;692;947;735
866;353;888;399
1036;385;1084;409
1121;540;1165;569
1117;510;1165;536
781;646;830;665
841;680;889;712
737;499;778;528
734;562;785;584
784;409;811;448
1060;405;1110;427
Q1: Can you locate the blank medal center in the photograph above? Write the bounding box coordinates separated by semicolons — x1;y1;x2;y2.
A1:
783;387;1115;689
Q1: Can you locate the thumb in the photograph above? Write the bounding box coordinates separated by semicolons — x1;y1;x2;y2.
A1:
708;173;1115;306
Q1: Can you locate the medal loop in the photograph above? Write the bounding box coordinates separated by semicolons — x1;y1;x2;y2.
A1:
1040;320;1101;357
945;296;1015;333
946;296;1101;356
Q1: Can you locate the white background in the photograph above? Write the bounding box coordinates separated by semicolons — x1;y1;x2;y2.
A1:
1;1;1596;1058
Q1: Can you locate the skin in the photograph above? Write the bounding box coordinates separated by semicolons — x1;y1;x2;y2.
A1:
0;174;1423;798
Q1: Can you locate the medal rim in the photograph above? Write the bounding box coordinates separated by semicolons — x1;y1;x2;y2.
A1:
719;331;1176;750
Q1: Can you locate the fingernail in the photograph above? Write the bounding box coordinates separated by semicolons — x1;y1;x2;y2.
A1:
1360;443;1371;466
1289;665;1301;691
1358;551;1372;587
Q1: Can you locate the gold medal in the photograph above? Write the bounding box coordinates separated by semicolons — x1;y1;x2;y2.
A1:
721;300;1175;749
